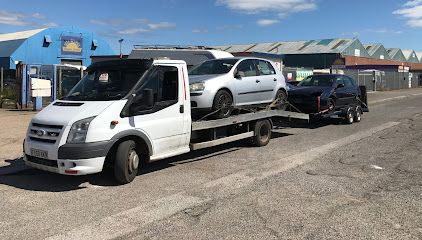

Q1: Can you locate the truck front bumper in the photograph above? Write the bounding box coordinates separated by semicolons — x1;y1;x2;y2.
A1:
24;140;110;175
24;155;105;175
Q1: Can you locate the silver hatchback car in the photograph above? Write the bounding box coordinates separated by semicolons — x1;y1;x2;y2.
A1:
189;57;287;118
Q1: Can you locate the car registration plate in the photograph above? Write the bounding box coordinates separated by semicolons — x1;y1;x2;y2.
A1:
30;148;48;159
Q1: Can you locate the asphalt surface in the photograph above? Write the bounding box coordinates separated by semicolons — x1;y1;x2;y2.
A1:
1;88;422;240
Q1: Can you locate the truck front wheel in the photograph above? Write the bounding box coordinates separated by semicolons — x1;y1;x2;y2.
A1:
114;140;139;184
250;119;272;147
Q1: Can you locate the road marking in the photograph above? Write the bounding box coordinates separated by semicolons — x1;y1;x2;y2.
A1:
258;121;400;179
412;93;422;96
370;96;407;104
46;121;400;240
370;165;384;170
46;193;207;240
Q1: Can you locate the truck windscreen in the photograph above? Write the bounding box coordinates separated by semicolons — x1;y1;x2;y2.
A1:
62;69;146;101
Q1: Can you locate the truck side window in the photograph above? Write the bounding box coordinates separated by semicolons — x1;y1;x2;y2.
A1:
133;66;179;114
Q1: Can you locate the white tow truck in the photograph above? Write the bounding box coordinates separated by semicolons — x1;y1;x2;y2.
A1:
23;59;308;184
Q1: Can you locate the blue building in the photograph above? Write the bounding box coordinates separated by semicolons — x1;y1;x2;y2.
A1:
0;26;114;69
0;27;115;109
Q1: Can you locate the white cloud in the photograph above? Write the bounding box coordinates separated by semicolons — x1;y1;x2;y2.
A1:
216;0;317;14
256;19;279;26
0;11;30;26
32;13;45;19
92;18;177;36
192;28;209;33
394;1;422;28
148;22;176;30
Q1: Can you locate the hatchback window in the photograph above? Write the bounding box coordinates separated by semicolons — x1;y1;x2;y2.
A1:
257;60;276;75
298;75;335;87
236;60;258;77
189;59;239;75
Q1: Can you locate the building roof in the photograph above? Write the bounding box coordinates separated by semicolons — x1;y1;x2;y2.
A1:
364;44;382;56
0;28;46;58
213;38;365;56
416;52;422;62
0;28;45;42
402;49;420;63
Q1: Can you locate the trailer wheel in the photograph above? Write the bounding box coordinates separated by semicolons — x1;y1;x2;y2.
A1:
354;106;362;122
344;108;354;124
251;119;272;147
114;140;139;184
212;90;233;119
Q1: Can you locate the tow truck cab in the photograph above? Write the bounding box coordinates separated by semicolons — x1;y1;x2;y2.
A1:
24;59;192;182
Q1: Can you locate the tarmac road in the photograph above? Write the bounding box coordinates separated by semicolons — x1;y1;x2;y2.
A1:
1;88;422;240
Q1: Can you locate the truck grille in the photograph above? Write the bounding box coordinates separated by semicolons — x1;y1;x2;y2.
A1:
26;155;58;168
29;122;63;144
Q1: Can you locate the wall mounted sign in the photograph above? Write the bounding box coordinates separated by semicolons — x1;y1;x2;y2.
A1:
61;36;83;56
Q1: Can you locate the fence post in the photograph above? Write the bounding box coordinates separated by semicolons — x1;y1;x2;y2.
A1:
1;67;3;94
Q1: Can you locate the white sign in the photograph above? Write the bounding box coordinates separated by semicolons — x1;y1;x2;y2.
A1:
31;78;51;97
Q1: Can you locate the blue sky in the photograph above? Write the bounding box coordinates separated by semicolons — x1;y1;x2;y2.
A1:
0;0;421;54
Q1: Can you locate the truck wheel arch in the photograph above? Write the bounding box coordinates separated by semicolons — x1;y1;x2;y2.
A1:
106;130;153;163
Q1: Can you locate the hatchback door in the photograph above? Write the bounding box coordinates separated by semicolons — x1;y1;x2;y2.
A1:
334;76;348;107
256;60;278;102
234;59;262;106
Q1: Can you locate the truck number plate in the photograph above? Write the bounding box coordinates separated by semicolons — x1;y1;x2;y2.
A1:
30;148;48;159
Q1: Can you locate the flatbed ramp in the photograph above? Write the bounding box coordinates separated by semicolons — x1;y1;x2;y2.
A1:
190;110;309;150
192;110;309;131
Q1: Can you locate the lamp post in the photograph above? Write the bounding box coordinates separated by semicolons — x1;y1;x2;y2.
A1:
118;39;124;58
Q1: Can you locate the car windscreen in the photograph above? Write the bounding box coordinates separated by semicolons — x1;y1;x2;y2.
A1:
62;69;146;101
298;75;335;87
189;59;239;75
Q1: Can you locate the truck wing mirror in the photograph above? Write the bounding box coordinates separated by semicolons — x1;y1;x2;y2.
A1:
142;89;154;109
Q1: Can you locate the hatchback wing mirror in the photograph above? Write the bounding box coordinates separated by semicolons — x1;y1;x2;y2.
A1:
336;83;345;89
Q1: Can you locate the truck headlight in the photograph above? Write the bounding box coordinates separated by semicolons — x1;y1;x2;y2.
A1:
190;82;205;92
67;117;95;143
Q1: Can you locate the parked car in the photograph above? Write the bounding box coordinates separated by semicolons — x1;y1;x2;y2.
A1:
188;57;288;118
287;74;361;114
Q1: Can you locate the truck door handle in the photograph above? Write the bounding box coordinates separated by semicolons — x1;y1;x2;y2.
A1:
273;78;277;81
180;105;184;113
256;80;260;83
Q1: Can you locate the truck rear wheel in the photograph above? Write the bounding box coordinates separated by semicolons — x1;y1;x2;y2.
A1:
250;119;272;147
114;140;139;184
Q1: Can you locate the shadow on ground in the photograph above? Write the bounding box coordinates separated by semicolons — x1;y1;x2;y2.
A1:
0;131;292;192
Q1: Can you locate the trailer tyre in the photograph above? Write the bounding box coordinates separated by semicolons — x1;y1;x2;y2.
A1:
251;119;272;147
344;108;354;124
114;140;139;184
354;106;362;122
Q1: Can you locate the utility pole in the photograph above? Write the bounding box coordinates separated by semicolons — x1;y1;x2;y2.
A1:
1;67;3;94
119;39;124;58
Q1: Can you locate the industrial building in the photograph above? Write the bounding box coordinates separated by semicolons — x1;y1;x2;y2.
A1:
213;38;422;91
0;27;115;109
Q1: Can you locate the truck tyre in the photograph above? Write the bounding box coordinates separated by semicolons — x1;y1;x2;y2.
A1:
274;90;287;110
212;90;233;119
344;108;354;124
354;106;362;122
114;140;139;184
251;119;272;147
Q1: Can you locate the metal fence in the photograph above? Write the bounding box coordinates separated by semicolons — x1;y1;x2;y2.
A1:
342;69;421;91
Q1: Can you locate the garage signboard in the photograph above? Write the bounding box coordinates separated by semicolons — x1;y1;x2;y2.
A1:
61;36;83;56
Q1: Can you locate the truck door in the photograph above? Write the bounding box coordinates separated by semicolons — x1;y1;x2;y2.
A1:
255;60;278;103
131;65;187;155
